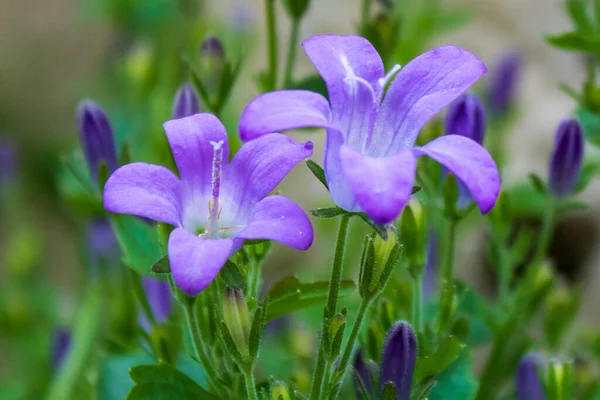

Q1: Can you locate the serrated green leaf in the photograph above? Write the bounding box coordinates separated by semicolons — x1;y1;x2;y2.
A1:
220;259;245;290
414;336;465;381
128;363;217;399
111;214;162;275
306;160;328;189
265;276;356;321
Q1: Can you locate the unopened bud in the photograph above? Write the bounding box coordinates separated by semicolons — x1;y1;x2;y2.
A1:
549;119;584;198
172;84;200;119
399;201;426;277
380;321;417;400
488;52;522;116
223;287;251;358
515;354;545;400
271;381;291;400
282;0;311;20
446;93;486;145
200;36;225;93
52;327;71;370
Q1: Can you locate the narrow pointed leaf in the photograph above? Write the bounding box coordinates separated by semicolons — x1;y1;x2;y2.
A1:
306;160;329;189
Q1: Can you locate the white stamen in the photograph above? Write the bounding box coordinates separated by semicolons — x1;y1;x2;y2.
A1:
378;64;402;90
208;140;224;237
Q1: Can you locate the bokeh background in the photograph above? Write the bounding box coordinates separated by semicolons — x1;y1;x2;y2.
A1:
1;0;599;395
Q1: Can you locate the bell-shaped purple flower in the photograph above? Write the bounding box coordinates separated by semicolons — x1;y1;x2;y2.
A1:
380;321;417;400
239;35;500;224
52;327;71;370
487;52;522;116
140;277;173;329
103;113;314;295
353;350;374;399
172;84;200;119
516;354;546;400
548;119;584;198
77;100;118;183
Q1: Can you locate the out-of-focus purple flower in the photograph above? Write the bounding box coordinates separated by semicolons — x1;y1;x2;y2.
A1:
487;52;522;116
549;119;584;198
172;84;200;119
103;113;314;296
380;321;417;400
77;100;118;184
140;277;172;330
52;328;71;370
353;350;374;399
86;219;119;273
445;93;487;208
240;34;500;224
0;139;18;184
200;36;225;60
516;354;546;400
422;230;438;299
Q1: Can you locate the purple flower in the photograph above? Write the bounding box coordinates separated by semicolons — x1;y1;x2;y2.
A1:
140;277;172;329
353;350;374;399
103;113;313;295
85;219;120;273
239;35;500;224
549;119;584;198
380;321;417;400
516;354;546;400
52;327;71;370
77;100;118;183
487;52;522;116
173;84;200;119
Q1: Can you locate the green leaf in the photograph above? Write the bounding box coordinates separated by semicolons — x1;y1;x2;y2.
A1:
220;259;245;290
265;276;356;321
128;363;217;400
576;156;600;192
152;255;170;274
545;31;600;54
414;336;465;381
310;207;346;218
528;173;547;194
567;0;595;35
577;106;600;147
249;303;267;361
111;214;162;275
189;65;214;111
98;353;154;400
306;160;328;189
427;352;478;400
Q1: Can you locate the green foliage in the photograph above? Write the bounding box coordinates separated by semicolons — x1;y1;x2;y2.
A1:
127;363;217;399
427;353;479;400
110;214;163;275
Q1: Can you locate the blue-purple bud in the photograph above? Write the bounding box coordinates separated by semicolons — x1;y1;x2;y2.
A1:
353;350;374;399
549;119;584;198
516;354;546;400
77;100;118;182
445;93;486;145
380;321;417;400
52;327;71;370
172;84;200;119
85;219;119;274
488;52;522;116
141;277;173;326
422;230;438;300
0;139;18;184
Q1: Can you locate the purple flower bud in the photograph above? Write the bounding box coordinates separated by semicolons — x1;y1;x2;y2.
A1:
488;52;522;116
516;354;546;400
353;350;374;399
445;93;486;145
85;219;119;274
0;139;18;184
423;230;438;299
141;277;173;327
77;100;118;182
52;327;71;370
549;119;584;198
380;321;417;400
200;36;225;60
172;84;200;119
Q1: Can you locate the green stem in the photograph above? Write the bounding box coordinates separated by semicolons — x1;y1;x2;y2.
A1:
329;298;371;399
529;204;556;269
361;0;371;28
243;367;259;400
497;240;512;303
265;0;278;90
442;218;458;283
129;269;156;328
413;275;423;331
310;214;351;400
181;298;221;394
283;18;300;88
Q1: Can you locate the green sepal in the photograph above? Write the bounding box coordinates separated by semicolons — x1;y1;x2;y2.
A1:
220;259;245;290
218;320;249;367
310;207;346;218
97;160;110;191
380;382;397;400
150;323;181;365
282;0;311;20
152;256;171;274
306;159;328;189
327;313;346;361
358;235;375;300
249;303;267;362
544;31;600;55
